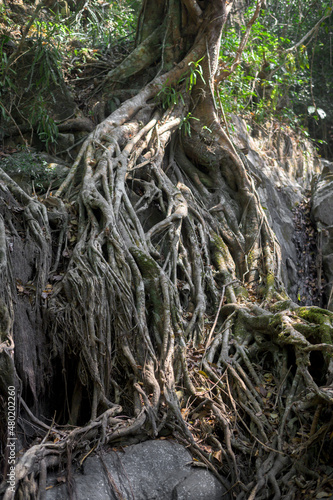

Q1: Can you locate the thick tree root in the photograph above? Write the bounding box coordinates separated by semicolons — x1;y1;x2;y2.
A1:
1;92;332;499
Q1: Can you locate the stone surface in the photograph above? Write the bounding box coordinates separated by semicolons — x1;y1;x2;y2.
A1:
45;440;230;500
311;166;333;227
229;115;318;300
311;161;333;310
171;469;228;500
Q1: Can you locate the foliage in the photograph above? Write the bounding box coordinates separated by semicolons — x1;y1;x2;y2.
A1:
40;0;137;54
0;0;139;151
0;39;17;125
24;31;63;91
0;148;56;189
156;57;206;125
218;1;333;157
219;13;307;123
27;98;59;150
0;33;61;150
179;112;200;136
157;84;185;109
186;57;206;92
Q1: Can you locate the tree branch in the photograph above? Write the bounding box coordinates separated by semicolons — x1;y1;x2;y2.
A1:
285;6;333;53
215;0;263;84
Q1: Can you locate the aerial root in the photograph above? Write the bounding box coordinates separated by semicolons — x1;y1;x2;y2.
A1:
2;86;333;499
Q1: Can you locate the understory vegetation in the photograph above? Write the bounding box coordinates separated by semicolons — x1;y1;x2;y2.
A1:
0;1;333;499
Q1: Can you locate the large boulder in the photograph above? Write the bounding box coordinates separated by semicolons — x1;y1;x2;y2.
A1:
45;440;231;500
229;115;321;300
311;161;333;310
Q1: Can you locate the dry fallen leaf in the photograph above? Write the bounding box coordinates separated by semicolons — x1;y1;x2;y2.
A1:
213;450;222;463
316;492;332;499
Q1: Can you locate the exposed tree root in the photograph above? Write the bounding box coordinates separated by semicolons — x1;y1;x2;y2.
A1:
1;1;333;499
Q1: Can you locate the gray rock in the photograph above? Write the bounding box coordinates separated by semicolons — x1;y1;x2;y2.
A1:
229;115;321;301
45;440;230;500
311;177;333;227
172;469;228;499
311;163;333;310
56;133;75;153
243;148;303;297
